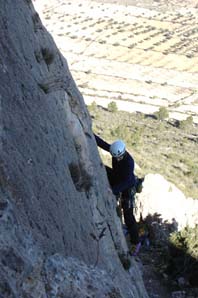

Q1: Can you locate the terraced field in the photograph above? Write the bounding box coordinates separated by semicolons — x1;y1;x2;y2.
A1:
35;0;198;122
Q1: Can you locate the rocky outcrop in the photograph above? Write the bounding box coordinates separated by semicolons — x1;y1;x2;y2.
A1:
135;174;198;230
0;0;148;297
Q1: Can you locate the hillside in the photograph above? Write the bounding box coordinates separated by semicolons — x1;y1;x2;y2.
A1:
89;104;198;199
36;0;198;124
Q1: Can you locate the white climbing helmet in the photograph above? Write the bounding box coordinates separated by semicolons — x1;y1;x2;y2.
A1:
110;140;126;158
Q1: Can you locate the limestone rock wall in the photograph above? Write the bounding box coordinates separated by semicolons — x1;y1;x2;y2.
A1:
0;0;148;297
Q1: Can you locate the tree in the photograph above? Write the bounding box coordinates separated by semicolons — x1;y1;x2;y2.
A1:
154;107;169;120
178;116;193;130
108;101;118;113
89;101;97;112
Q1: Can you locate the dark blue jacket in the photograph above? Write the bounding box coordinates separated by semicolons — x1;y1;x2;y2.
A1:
95;134;136;194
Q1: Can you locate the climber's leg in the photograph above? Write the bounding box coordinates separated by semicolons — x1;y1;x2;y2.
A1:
121;188;139;244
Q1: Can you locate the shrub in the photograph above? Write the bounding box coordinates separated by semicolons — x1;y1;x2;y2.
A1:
113;42;120;46
111;126;132;144
89;101;97;112
154;107;169;120
108;101;118;113
111;125;125;139
131;127;143;147
178;116;193;130
168;226;198;280
70;35;78;39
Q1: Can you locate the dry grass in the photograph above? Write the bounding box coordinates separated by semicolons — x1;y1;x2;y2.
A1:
89;105;198;199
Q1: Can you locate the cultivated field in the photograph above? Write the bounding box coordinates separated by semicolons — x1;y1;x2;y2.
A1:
35;0;198;122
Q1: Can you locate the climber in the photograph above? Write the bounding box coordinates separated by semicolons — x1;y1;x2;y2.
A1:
94;134;139;245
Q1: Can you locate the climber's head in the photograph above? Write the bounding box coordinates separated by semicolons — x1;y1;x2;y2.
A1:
110;140;126;161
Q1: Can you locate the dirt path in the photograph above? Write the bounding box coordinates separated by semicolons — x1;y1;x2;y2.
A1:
138;249;172;298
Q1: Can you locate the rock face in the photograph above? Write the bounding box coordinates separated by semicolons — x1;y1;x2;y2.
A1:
0;0;148;297
135;174;198;231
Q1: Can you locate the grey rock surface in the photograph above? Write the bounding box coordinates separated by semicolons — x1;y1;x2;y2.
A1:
0;0;148;297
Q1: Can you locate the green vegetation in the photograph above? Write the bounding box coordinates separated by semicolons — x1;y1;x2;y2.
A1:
170;226;198;261
88;105;198;199
154;106;169;120
89;101;97;112
178;115;193;130
107;101;118;113
168;225;198;284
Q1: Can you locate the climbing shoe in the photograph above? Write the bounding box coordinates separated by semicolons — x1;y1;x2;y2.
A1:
130;233;150;256
130;242;142;256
